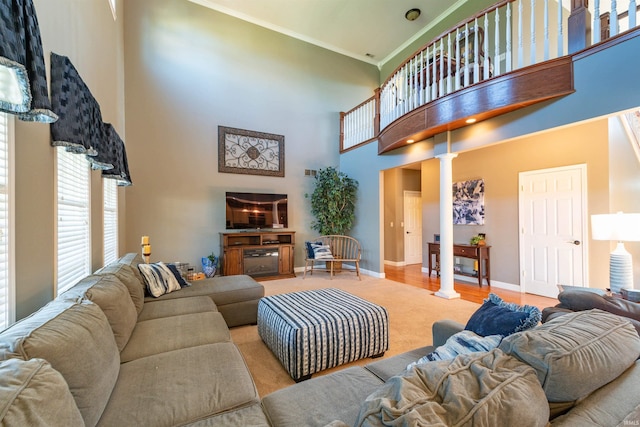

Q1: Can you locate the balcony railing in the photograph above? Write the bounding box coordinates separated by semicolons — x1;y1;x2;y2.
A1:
340;0;640;153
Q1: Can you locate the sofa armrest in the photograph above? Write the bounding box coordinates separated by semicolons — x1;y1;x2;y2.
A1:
432;319;465;347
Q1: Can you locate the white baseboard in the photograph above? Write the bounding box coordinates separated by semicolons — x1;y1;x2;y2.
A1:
384;260;406;267
420;266;521;292
294;264;383;278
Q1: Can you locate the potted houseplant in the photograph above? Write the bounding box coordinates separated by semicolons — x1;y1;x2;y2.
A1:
307;167;359;269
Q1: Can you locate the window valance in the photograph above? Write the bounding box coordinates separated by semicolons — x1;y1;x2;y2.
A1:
101;123;132;187
0;0;57;122
50;53;132;186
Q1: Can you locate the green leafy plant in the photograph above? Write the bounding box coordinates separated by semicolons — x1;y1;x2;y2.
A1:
306;167;358;235
207;252;218;265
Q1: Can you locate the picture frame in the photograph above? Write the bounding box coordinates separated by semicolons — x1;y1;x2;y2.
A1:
434;234;440;243
218;126;285;177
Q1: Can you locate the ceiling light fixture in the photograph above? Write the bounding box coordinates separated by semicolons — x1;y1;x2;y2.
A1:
466;118;477;124
407;139;415;144
405;8;421;21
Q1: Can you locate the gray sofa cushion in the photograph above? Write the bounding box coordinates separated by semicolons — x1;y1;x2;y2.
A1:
365;346;434;381
98;342;259;427
145;275;263;306
137;296;217;321
58;273;137;351
94;262;145;314
0;358;84;426
120;311;231;362
355;348;549;427
499;309;640;402
261;367;383;427
117;252;146;281
550;361;640;426
0;300;120;427
183;402;270;426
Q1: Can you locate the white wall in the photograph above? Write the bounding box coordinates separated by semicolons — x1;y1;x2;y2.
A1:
122;0;379;268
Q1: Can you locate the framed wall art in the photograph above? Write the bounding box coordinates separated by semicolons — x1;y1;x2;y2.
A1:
453;179;485;225
218;126;284;177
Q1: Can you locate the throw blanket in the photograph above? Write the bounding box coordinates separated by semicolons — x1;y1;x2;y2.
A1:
355;349;549;427
0;0;57;122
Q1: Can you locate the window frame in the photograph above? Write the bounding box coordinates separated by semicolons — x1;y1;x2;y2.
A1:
55;147;91;296
103;177;118;266
0;112;15;330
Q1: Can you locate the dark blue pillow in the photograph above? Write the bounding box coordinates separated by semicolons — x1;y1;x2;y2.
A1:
305;241;315;259
465;293;541;337
167;263;191;287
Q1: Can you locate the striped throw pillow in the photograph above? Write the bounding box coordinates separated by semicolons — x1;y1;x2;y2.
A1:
137;262;182;297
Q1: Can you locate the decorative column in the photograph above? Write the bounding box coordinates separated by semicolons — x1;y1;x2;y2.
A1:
435;153;460;299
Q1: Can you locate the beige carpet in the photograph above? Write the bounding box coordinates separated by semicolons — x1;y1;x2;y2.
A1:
229;274;481;397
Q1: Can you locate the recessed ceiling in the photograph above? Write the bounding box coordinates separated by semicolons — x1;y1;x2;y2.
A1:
188;0;469;66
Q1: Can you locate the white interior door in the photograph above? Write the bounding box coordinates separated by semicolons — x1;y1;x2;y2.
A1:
404;191;422;265
519;165;588;298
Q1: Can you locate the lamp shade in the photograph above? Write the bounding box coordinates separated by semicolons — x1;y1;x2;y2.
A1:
591;213;640;242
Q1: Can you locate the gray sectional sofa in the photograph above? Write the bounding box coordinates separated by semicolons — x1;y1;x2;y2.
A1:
0;253;269;426
2;254;640;426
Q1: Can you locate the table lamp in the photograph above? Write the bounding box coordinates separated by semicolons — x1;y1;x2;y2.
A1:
591;212;640;294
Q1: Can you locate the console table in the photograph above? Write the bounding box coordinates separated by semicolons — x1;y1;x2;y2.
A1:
427;242;491;287
220;231;295;280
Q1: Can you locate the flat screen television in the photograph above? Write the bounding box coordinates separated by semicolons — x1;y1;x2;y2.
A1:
225;192;288;230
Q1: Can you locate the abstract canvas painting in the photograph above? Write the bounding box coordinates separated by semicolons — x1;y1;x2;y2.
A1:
453;179;484;225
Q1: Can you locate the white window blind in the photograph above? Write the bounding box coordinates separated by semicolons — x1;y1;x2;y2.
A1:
56;147;90;295
103;178;118;266
0;112;14;330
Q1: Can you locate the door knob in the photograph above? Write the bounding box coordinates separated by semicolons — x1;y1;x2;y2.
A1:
569;240;580;245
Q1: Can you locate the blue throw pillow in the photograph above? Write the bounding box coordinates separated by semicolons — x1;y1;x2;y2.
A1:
465;293;541;337
305;241;315;259
167;263;191;287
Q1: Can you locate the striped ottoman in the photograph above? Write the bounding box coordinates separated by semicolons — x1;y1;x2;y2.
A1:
257;288;389;381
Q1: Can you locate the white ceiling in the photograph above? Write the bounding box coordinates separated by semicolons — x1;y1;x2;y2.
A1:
188;0;470;66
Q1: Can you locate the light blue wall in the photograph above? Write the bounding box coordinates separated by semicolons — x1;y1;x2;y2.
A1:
342;33;640;276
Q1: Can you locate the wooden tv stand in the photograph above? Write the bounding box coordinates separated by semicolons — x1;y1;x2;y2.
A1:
220;231;295;280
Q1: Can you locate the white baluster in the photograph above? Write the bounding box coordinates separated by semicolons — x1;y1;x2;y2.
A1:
473;18;480;83
484;13;490;80
557;0;563;56
464;22;470;86
413;55;419;109
439;38;445;96
495;7;501;76
432;43;437;100
594;0;601;44
531;0;537;65
447;33;452;94
544;0;549;60
518;0;524;68
507;2;513;72
455;27;461;91
611;0;619;36
630;0;637;28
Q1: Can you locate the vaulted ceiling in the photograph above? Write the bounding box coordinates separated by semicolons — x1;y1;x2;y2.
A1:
187;0;474;66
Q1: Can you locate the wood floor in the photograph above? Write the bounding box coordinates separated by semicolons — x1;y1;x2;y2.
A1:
385;264;558;310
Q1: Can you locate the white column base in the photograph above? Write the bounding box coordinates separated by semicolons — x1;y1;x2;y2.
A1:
435;289;461;299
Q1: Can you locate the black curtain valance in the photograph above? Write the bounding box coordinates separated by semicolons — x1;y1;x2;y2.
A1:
50;53;132;186
101;123;132;186
50;52;101;157
0;0;57;122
